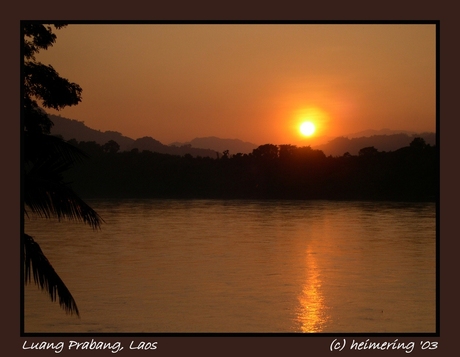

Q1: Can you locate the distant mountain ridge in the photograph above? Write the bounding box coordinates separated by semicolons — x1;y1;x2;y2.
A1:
49;113;435;158
49;114;135;151
344;128;418;138
128;137;219;158
49;114;218;158
170;136;258;155
313;132;436;156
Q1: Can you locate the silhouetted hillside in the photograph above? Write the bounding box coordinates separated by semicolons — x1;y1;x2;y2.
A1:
314;132;436;156
49;113;435;159
170;136;258;155
127;136;167;153
345;128;417;138
49;114;135;151
49;114;217;157
129;137;218;158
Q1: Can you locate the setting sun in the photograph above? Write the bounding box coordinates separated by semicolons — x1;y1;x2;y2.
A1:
293;106;328;140
300;121;316;137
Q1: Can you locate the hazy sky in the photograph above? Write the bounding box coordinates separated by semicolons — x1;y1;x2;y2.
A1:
35;23;436;146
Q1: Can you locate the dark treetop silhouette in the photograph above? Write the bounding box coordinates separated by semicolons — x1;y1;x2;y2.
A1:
64;136;436;202
23;23;103;316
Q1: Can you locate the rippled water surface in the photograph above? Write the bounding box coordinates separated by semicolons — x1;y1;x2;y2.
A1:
24;199;436;333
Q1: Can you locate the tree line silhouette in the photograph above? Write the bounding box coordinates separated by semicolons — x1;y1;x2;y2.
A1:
64;137;437;202
23;23;103;316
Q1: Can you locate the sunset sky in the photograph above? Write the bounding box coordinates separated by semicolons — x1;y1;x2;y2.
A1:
35;23;436;146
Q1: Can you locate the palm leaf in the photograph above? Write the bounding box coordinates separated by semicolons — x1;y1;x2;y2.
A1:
24;134;103;229
24;233;79;316
24;131;89;166
24;159;103;229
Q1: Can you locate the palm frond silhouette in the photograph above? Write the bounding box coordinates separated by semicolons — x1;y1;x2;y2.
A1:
24;233;80;315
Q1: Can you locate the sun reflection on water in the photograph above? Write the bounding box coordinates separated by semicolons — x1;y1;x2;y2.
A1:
297;246;329;332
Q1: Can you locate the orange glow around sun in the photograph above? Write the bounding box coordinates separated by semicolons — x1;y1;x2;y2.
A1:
295;107;328;139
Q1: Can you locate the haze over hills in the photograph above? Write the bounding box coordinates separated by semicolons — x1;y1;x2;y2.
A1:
49;114;435;158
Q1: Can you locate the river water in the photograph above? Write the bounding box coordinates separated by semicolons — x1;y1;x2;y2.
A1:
24;199;436;333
